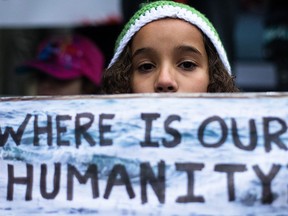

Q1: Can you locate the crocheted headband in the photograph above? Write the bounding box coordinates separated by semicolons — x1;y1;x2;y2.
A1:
108;0;231;74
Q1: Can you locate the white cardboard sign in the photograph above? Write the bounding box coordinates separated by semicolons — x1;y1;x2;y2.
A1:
0;93;288;215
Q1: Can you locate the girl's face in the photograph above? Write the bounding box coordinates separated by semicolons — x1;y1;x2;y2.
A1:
131;18;209;93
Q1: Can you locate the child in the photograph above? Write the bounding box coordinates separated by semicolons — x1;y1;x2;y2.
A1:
102;0;239;93
17;34;104;95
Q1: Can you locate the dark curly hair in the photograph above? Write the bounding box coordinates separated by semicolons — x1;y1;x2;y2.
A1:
102;33;239;94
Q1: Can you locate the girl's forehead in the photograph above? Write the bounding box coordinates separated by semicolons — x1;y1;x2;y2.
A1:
130;18;208;62
131;18;205;47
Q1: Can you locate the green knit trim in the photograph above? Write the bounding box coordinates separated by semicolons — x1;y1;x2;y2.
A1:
114;0;221;52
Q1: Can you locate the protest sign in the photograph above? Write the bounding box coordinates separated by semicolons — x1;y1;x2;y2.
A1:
0;0;122;27
0;93;288;215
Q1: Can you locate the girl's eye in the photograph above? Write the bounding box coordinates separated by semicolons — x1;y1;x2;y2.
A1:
138;63;155;73
179;61;197;71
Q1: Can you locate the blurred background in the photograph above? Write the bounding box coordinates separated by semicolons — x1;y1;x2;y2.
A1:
0;0;287;96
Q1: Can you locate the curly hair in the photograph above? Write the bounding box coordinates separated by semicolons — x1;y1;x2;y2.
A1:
102;44;133;94
204;35;240;92
102;33;239;94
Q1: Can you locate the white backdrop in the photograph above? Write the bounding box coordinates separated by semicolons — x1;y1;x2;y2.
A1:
0;0;122;27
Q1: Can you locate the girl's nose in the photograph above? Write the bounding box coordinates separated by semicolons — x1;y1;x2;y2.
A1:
154;67;178;93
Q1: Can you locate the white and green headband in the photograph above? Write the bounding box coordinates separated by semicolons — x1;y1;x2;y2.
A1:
108;0;231;74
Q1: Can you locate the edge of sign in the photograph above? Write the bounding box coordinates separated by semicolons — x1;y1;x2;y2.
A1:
0;92;287;102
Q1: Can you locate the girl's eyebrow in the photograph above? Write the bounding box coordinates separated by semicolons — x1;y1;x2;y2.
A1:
132;45;202;59
176;45;202;57
132;47;154;59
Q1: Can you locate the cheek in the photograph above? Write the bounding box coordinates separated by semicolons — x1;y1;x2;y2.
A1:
194;74;209;92
181;72;209;93
131;74;154;93
131;76;143;93
131;74;139;93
